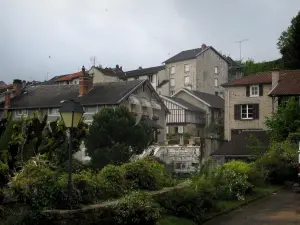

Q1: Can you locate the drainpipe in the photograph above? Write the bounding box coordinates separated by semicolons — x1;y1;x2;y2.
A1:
227;89;230;141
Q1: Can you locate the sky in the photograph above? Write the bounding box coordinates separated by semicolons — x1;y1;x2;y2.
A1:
1;0;300;83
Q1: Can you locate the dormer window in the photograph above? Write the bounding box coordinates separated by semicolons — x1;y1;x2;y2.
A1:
250;85;259;97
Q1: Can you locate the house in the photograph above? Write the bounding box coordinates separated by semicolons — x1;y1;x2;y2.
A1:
0;74;169;144
164;88;224;137
56;71;83;85
211;69;300;163
227;56;244;81
121;66;169;96
163;44;229;97
160;95;206;136
90;65;124;83
222;69;300;142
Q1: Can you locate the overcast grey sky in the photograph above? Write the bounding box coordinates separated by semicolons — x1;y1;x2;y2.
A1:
1;0;299;83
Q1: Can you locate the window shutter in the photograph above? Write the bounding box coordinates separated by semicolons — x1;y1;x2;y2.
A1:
253;104;259;119
259;84;263;96
234;105;240;120
246;85;250;96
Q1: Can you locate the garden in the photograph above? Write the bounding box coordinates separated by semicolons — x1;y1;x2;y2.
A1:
0;98;300;224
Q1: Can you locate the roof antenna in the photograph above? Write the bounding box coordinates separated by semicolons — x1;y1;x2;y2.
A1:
233;39;249;63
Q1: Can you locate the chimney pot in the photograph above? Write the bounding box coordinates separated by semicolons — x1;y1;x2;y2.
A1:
116;64;119;69
13;79;23;96
82;66;86;76
201;43;207;49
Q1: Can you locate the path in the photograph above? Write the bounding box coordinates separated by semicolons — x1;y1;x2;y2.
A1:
203;188;300;225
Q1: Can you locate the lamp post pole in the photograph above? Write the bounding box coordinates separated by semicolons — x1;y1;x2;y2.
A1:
68;126;73;208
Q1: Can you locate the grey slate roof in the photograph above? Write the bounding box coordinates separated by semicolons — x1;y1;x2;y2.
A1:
211;131;269;156
182;89;224;109
162;95;205;112
163;48;203;64
2;80;144;109
123;66;165;78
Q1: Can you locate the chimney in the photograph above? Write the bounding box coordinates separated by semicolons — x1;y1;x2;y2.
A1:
271;68;280;89
116;64;119;69
201;43;207;49
13;79;23;96
4;90;10;116
79;74;93;96
138;66;142;70
82;66;86;76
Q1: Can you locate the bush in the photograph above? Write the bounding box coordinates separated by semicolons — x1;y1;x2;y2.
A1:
209;166;251;200
223;160;250;175
112;191;161;225
97;164;128;199
155;186;215;223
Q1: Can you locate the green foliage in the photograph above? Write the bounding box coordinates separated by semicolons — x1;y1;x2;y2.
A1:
112;191;161;225
266;97;300;141
254;141;298;184
121;157;171;191
97;164;128;199
242;58;284;76
86;107;153;169
277;11;300;69
209;166;251;200
223;160;250;175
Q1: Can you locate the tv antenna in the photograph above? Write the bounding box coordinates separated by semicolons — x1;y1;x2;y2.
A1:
233;39;249;62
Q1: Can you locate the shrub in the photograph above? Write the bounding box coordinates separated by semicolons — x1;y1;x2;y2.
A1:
155;186;215;223
121;157;170;190
223;160;250;175
209;166;251;200
112;191;161;225
97;164;128;199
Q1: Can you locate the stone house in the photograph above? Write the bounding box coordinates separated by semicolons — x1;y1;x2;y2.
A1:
121;66;170;96
163;44;229;97
164;88;224;137
0;76;169;144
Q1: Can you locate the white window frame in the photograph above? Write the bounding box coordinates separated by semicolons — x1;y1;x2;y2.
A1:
178;126;184;134
184;64;190;72
166;126;169;134
250;85;259;97
214;78;218;87
170;78;175;87
184;76;190;86
84;106;98;114
148;75;153;82
241;104;253;120
214;66;218;74
170;66;175;75
15;109;28;117
48;108;60;116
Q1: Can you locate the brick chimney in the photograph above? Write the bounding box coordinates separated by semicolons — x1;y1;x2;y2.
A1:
79;67;93;96
271;68;280;89
4;90;11;116
201;43;207;49
13;79;23;96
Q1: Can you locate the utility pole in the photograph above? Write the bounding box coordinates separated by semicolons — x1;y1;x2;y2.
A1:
233;39;249;63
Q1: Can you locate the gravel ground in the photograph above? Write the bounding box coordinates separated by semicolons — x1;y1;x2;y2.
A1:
203;188;300;225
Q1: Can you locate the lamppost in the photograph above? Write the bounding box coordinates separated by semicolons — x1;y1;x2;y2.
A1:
59;100;84;208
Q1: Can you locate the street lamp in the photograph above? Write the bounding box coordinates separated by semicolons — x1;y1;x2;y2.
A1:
59;100;84;208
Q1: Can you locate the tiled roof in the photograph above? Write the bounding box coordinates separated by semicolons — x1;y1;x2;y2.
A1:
94;67;125;78
161;95;205;112
1;80;144;109
211;130;269;156
58;71;83;81
180;89;224;109
222;69;300;87
123;66;165;78
163;48;203;64
269;70;300;96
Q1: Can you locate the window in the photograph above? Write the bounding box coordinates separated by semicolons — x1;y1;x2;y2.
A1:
234;104;259;120
214;78;218;87
184;76;190;85
170;90;175;95
170;78;175;87
250;85;259;97
135;77;139;80
241;105;253;119
178;126;184;133
184;64;190;72
170;66;175;75
174;127;178;133
16;109;28;116
74;80;77;84
166;126;169;134
84;106;97;113
48;108;59;115
215;92;218;96
214;66;218;74
148;75;153;82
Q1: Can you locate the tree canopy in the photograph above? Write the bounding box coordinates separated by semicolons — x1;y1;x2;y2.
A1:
242;58;284;76
277;11;300;69
85;106;153;169
266;97;300;142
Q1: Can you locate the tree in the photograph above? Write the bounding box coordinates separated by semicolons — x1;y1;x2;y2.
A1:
266;97;300;141
85;106;153;169
242;58;284;76
277;11;300;69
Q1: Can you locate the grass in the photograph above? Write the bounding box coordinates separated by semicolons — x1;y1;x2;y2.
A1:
157;216;196;225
